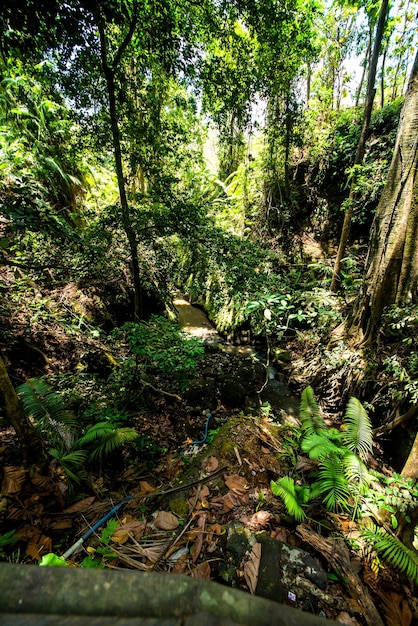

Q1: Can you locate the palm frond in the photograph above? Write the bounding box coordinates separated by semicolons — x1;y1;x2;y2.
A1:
314;455;351;512
17;378;77;450
270;476;307;522
299;386;326;435
301;432;343;460
342;398;373;461
88;427;139;462
344;453;370;492
49;448;89;485
76;422;114;448
360;525;418;585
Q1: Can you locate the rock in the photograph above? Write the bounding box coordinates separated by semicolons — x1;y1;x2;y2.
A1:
255;535;328;611
272;348;292;364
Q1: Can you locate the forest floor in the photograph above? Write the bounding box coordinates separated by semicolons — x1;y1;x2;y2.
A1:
0;272;417;626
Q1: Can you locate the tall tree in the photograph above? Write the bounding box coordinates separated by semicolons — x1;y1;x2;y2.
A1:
330;0;390;292
347;51;418;344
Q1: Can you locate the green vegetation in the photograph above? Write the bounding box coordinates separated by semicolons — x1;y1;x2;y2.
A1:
0;0;417;617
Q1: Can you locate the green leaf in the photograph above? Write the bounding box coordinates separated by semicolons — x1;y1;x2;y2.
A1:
271;476;307;521
342;398;373;461
299;387;326;435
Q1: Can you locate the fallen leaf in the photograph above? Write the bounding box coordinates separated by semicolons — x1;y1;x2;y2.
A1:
192;513;207;563
31;473;55;491
378;590;412;626
112;529;130;544
138;481;155;495
243;542;261;594
225;475;249;491
191;561;211;580
115;520;146;540
207;523;224;535
154;511;179;530
2;466;26;495
49;518;73;530
199;485;210;500
64;496;95;513
245;510;272;530
26;534;52;560
202;456;218;473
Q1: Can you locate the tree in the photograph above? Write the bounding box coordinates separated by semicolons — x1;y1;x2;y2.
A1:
0;353;47;468
348;50;417;343
330;0;390;292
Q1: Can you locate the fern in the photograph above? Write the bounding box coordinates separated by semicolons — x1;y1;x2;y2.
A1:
313;454;351;512
77;423;139;462
49;448;89;486
76;422;115;446
301;432;343;460
271;476;308;521
300;386;326;435
360;525;418;585
344;453;370;492
342;398;373;461
17;379;77;450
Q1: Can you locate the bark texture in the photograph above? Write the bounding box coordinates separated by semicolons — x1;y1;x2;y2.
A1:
330;0;390;292
349;52;418;343
0;354;47;468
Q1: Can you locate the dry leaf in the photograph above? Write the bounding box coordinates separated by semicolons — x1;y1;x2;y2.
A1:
115;520;146;540
199;485;210;500
49;518;73;530
245;510;272;530
202;456;218;473
191;561;211;580
64;496;95;513
138;481;155;495
243;542;261;594
2;466;26;495
154;511;179;530
192;513;207;563
225;475;249;491
378;590;412;626
30;473;55;491
112;529;130;545
207;523;224;535
26;533;52;560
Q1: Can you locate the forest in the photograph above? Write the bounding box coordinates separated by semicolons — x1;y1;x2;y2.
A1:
0;0;417;623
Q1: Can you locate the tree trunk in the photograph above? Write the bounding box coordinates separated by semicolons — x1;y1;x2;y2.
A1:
95;10;142;322
402;431;418;480
347;51;418;344
0;354;47;468
330;0;389;292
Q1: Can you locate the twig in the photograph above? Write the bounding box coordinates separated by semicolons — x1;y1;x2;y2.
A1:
141;465;229;501
140;379;182;402
373;403;418;436
151;481;203;571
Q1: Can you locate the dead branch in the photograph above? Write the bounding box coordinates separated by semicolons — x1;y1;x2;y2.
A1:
296;523;384;626
373;403;418;436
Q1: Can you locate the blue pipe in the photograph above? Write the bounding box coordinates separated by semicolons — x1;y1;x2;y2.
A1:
62;496;132;560
192;413;211;445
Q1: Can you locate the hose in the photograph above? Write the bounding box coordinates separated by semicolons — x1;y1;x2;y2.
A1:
192;413;212;445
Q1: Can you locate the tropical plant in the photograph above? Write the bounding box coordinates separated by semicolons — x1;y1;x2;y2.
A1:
0;530;17;558
17;378;78;451
270;476;311;522
17;378;139;487
126;315;205;390
272;386;372;516
359;524;418;585
299;385;326;435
